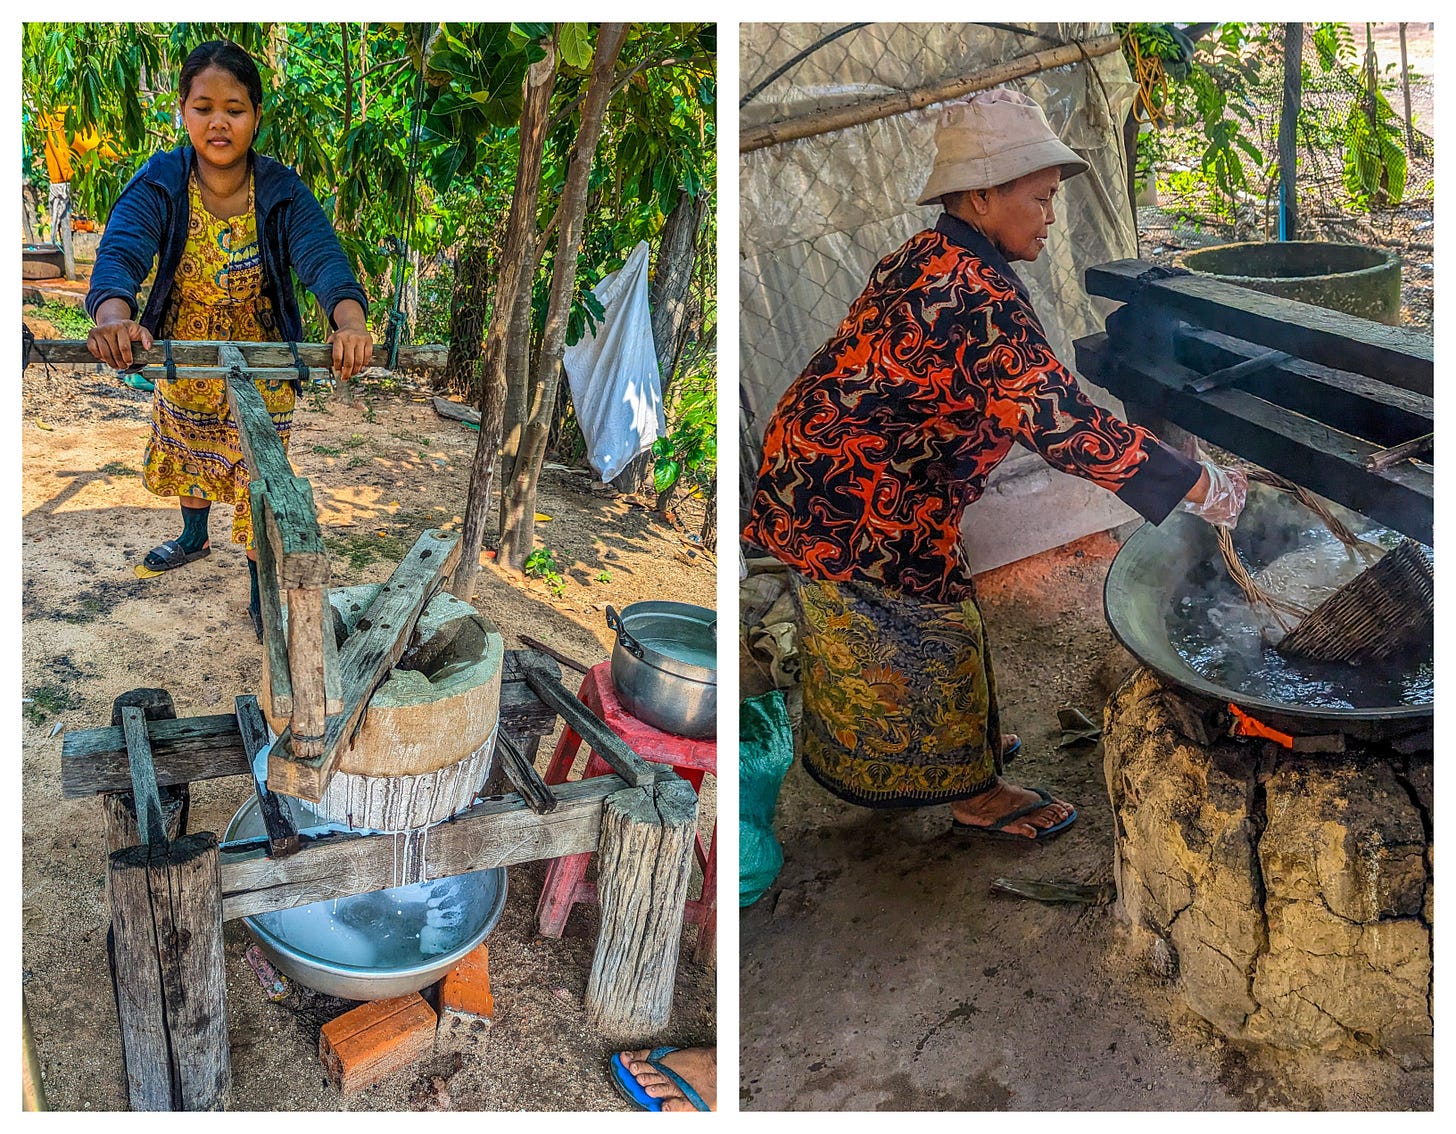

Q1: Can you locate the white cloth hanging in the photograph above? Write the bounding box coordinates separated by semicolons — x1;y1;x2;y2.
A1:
563;240;665;482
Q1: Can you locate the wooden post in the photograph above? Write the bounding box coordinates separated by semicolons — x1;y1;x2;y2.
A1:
584;776;698;1042
1279;23;1302;240
108;833;230;1110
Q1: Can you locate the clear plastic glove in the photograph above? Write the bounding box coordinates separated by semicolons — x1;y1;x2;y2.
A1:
1180;459;1247;528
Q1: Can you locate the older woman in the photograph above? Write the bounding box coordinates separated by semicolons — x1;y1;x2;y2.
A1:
743;89;1244;840
86;40;372;638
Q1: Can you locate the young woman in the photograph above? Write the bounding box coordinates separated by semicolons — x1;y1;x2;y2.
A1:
86;39;372;637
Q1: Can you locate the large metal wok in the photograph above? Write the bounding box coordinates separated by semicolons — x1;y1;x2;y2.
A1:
1104;481;1431;744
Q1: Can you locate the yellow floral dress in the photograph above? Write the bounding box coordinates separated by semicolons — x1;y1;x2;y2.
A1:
142;170;294;548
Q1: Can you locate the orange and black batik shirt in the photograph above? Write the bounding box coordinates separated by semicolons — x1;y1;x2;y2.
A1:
743;213;1201;605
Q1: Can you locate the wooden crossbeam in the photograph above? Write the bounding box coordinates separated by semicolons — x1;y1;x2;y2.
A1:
23;338;449;371
1084;259;1433;394
1074;331;1433;543
62;660;558;798
267;529;463;803
219;775;624;920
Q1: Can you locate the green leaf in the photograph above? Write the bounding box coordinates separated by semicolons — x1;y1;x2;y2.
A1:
558;23;592;70
653;457;681;495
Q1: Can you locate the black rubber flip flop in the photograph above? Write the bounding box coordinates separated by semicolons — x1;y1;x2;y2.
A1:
953;787;1078;842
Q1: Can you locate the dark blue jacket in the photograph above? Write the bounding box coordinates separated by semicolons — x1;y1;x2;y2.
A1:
86;145;367;339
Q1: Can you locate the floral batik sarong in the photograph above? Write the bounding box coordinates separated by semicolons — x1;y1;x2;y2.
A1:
142;170;291;549
789;573;1004;807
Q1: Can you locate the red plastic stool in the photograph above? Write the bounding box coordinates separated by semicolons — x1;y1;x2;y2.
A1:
535;661;717;963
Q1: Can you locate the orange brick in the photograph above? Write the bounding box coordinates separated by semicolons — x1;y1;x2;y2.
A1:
436;943;495;1054
439;942;494;1019
319;993;437;1095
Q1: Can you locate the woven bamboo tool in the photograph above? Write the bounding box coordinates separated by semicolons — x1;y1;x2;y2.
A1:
1275;537;1433;663
1216;470;1432;663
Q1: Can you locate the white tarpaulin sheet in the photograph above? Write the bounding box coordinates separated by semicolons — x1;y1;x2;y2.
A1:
564;240;665;482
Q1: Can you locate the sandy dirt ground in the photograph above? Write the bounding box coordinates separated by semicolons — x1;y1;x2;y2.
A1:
739;531;1432;1111
19;342;717;1111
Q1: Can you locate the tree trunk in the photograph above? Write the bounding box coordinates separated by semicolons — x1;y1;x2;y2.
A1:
447;44;558;601
498;279;536;532
498;24;631;572
439;242;491;395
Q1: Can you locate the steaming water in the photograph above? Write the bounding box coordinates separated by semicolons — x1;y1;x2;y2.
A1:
1169;525;1433;709
252;876;476;970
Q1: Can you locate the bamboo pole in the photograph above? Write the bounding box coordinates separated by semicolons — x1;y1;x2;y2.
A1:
740;34;1122;154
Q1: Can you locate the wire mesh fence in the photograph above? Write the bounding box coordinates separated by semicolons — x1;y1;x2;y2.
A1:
1140;22;1433;326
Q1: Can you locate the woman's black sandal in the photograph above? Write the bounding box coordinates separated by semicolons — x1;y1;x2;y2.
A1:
141;539;211;572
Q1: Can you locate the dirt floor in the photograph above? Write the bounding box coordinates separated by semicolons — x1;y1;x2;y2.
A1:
18;340;717;1111
738;530;1432;1111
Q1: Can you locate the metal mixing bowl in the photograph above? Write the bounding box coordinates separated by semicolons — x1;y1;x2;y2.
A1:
225;796;507;1000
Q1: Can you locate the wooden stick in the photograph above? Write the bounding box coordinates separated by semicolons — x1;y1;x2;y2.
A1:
119;706;168;848
234;696;300;858
741;35;1121;153
521;661;656;787
24;338;449;371
267;529;462;802
497;729;558;814
1364;431;1434;471
518;633;593;674
250;483;293;718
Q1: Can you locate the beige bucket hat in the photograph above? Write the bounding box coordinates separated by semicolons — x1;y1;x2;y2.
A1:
916;88;1090;206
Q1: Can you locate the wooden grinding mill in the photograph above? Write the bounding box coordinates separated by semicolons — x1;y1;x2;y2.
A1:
264;585;507;832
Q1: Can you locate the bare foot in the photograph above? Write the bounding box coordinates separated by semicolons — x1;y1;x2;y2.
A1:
617;1047;717;1112
1001;733;1019;757
951;777;1075;839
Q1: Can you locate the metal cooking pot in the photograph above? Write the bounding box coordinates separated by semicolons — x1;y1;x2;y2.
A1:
605;601;716;738
1104;482;1431;743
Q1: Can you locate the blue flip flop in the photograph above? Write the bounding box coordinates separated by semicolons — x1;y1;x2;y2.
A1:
953;786;1078;842
1002;734;1021;760
608;1048;710;1112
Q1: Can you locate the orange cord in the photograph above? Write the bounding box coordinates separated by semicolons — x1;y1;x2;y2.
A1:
1227;702;1296;749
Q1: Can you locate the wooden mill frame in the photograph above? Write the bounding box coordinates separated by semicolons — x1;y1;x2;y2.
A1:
32;339;702;1110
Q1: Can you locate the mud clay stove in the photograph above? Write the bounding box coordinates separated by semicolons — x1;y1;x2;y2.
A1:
1075;260;1433;1065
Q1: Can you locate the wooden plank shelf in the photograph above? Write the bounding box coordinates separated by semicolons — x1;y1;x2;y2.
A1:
1075;332;1433;542
1084;259;1433;394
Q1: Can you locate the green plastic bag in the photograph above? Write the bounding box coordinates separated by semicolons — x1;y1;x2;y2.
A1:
740;690;794;906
